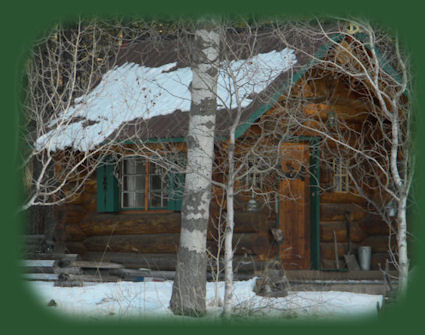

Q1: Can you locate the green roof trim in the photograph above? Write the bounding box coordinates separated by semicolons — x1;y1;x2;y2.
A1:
234;31;406;140
355;32;404;87
97;32;403;146
234;34;341;140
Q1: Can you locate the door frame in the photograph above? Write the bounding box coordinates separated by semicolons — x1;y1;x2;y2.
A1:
277;136;321;270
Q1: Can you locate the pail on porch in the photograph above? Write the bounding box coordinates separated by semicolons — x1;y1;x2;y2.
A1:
358;246;372;270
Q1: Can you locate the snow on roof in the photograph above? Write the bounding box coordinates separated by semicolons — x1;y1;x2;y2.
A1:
36;48;297;152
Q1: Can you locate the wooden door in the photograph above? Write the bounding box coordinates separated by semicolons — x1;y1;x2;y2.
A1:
279;142;310;269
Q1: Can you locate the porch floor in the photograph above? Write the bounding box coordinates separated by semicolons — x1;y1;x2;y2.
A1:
282;270;396;295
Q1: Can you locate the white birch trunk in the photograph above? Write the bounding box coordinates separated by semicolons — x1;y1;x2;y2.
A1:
397;194;409;294
223;134;235;317
390;110;409;293
170;24;220;316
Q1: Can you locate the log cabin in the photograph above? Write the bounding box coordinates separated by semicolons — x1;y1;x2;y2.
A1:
31;27;404;274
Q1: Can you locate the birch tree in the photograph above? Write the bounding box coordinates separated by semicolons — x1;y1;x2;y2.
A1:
169;21;220;316
218;24;297;316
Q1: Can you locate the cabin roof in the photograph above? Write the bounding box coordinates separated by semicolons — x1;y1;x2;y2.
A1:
39;29;396;152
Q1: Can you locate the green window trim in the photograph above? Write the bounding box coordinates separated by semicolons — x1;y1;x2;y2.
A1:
96;156;185;213
96;160;119;213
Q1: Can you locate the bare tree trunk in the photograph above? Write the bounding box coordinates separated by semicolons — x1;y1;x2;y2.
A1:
397;194;409;293
170;23;220;316
223;134;235;317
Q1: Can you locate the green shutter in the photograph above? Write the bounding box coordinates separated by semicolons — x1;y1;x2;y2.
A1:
96;163;119;213
167;153;186;211
168;170;185;211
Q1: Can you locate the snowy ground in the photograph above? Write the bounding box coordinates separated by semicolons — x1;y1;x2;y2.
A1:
28;279;383;321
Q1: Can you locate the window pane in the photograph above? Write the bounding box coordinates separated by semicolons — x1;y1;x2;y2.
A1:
149;161;159;175
125;176;137;191
124;158;145;175
123;176;129;191
135;192;145;208
150;175;162;190
125;176;145;192
135;159;145;174
135;176;145;191
124;159;135;175
122;192;134;208
149;192;161;208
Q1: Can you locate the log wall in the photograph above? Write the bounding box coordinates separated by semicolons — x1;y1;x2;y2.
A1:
56;175;273;269
318;192;391;270
56;172;391;271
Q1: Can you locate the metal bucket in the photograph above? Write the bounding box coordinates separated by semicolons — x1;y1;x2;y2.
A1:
358;246;372;271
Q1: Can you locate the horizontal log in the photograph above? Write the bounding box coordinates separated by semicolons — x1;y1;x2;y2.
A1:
320;192;367;205
62;213;88;226
234;212;269;233
320;221;366;243
82;197;97;212
208;232;271;257
23;253;80;261
83;232;272;257
64;224;87;241
320;203;367;222
68;187;96;206
320;258;343;270
80;213;181;236
57;273;120;283
84;234;180;254
57;203;86;215
56;259;123;269
65;241;87;255
83;252;177;270
321;252;392;271
358;215;390;235
371;252;394;270
83;252;270;273
320;242;355;259
361;235;391;253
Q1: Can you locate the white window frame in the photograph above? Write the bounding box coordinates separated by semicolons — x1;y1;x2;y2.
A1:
332;158;349;192
121;157;168;210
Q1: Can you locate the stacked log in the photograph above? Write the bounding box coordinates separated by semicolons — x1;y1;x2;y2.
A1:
57;178;272;271
81;212;270;256
319;195;392;270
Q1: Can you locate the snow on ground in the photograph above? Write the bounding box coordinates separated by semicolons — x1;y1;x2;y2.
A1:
28;279;382;321
36;48;297;152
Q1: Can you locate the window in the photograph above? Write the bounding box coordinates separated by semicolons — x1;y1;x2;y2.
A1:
332;158;349;192
121;157;168;209
96;154;185;213
148;161;168;208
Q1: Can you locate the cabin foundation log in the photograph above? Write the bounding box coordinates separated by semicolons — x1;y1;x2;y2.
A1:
80;213;182;236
